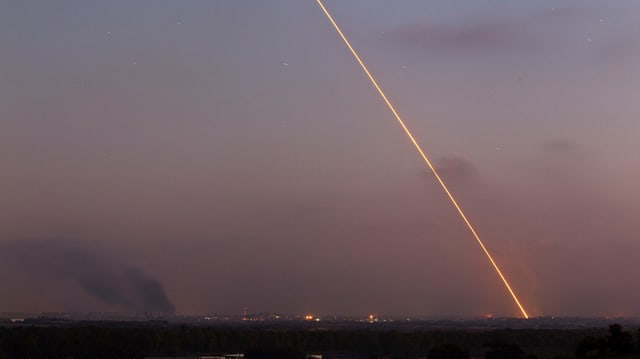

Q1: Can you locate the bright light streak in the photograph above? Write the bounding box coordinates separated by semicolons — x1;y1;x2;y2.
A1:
316;0;529;319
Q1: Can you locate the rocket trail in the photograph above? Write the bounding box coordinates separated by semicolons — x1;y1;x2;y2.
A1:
315;0;530;319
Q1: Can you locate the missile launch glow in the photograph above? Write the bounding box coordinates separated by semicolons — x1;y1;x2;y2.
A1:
316;0;530;319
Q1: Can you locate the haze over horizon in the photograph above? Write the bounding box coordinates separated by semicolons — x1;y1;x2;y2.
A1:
1;1;639;317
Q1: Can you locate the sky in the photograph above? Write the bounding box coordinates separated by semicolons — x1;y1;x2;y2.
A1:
1;0;639;318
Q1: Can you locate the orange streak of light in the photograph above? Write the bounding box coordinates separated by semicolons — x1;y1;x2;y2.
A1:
315;0;529;319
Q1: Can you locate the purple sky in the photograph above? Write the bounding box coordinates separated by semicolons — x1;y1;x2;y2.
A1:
1;0;639;317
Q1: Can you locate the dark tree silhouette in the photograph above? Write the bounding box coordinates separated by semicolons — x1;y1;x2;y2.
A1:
607;324;634;356
575;336;606;357
485;343;524;359
428;344;469;359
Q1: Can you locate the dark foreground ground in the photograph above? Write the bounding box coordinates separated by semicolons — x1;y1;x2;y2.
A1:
1;319;639;359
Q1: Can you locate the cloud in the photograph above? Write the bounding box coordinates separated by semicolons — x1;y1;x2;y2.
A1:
434;156;477;182
530;6;592;22
1;238;175;313
383;6;619;56
538;140;588;165
541;139;579;153
385;21;535;53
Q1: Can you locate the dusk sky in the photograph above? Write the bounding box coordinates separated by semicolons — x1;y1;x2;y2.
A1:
1;1;639;317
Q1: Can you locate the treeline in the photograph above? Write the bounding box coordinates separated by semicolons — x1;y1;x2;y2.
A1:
575;324;640;357
0;324;636;359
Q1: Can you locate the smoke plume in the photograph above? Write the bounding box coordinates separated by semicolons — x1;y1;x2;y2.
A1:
1;238;175;313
